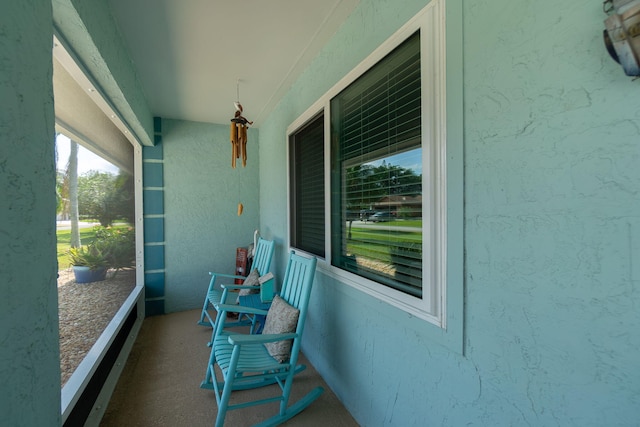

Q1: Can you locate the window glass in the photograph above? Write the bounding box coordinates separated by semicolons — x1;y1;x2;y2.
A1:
330;32;423;297
289;113;325;257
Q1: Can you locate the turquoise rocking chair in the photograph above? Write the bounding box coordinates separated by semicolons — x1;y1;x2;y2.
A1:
197;237;275;334
201;251;323;427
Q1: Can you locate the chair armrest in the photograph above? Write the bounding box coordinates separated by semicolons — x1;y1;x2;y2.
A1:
220;284;259;291
229;332;298;345
214;303;269;316
209;272;247;281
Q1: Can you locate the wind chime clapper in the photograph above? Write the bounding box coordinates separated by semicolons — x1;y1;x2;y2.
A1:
230;80;253;168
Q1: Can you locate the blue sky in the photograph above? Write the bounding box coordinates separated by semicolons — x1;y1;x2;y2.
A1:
55;134;119;175
365;147;422;175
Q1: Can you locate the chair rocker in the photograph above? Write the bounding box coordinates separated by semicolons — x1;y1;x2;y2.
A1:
197;237;275;334
201;251;323;427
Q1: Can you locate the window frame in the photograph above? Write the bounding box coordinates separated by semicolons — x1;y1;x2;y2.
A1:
287;0;447;327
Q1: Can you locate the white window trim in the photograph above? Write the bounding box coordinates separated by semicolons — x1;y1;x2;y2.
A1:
287;0;447;327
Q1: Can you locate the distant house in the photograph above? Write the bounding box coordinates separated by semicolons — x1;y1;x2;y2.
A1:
373;195;422;217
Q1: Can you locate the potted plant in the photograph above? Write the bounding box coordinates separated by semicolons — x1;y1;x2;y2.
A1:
69;244;109;283
68;226;136;283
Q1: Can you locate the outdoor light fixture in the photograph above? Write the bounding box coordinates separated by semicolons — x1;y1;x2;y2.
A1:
603;0;640;76
229;80;253;168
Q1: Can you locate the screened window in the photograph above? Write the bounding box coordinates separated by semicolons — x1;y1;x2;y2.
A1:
289;113;325;257
330;32;423;297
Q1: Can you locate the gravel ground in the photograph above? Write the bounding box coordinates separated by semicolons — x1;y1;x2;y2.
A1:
58;267;136;386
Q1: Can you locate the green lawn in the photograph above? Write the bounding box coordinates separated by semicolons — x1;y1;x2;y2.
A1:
378;219;422;228
346;226;421;263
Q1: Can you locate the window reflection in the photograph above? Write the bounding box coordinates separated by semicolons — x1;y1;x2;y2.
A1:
342;148;423;297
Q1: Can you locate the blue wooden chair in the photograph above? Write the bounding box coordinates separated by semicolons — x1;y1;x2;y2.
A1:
201;251;323;427
197;237;275;334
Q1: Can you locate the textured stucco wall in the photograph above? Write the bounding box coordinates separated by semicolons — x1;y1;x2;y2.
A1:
162;119;261;313
259;0;640;426
463;0;640;425
0;1;61;424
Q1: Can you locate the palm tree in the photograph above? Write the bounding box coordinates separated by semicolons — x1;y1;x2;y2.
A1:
68;140;81;248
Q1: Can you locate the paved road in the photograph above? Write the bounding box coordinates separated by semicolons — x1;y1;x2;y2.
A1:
347;220;421;233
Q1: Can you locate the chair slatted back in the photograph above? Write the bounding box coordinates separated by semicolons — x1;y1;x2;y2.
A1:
278;251;317;335
252;237;275;275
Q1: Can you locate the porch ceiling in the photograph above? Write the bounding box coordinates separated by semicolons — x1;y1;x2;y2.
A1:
107;0;360;127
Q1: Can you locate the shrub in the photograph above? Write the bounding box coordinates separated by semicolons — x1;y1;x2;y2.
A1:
94;226;136;276
67;226;135;278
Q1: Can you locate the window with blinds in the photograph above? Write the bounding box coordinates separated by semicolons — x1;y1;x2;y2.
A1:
289;113;325;257
330;31;423;298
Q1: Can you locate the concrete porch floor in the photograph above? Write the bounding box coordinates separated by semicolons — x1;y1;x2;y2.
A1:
100;309;358;426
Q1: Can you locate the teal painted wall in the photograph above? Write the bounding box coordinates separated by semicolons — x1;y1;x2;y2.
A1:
161;119;261;313
0;1;61;425
463;1;639;425
259;0;640;426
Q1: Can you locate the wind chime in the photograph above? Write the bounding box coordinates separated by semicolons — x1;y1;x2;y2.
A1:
230;80;253;168
229;80;252;217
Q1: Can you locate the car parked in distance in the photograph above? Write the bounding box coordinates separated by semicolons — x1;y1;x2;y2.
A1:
367;211;394;222
359;209;375;221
